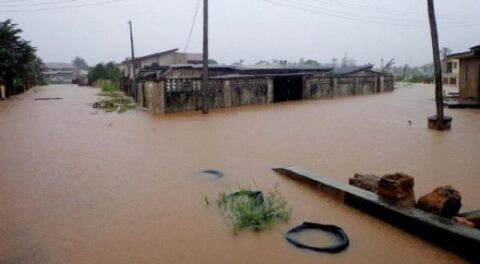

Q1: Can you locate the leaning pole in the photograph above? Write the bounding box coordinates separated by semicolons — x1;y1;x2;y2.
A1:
427;0;452;130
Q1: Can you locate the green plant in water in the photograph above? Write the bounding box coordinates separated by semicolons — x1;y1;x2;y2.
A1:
94;91;135;114
101;82;119;93
216;186;291;234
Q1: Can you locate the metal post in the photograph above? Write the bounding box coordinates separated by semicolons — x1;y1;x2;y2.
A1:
202;0;209;114
129;21;138;101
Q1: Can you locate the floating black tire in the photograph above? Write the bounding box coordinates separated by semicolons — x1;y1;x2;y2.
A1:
201;169;225;180
228;190;264;204
285;222;350;254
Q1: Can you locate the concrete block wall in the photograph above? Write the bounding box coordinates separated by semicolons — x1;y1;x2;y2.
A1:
229;79;269;107
140;74;394;114
305;75;391;100
157;78;269;113
304;77;333;99
384;76;394;92
138;81;165;114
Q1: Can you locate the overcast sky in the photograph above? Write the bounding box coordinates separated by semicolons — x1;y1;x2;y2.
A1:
1;0;480;67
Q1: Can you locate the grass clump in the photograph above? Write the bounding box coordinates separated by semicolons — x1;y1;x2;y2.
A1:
101;82;119;93
216;186;291;234
93;91;136;114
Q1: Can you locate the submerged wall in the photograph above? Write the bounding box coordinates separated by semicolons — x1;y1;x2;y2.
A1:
139;74;394;114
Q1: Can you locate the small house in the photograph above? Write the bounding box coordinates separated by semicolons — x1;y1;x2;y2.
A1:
448;45;480;99
121;49;203;80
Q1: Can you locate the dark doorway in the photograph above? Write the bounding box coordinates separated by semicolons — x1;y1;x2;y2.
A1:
273;77;303;102
142;84;147;109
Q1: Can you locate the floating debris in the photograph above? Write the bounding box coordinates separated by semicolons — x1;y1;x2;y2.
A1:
34;97;63;101
93;91;135;114
201;169;225;180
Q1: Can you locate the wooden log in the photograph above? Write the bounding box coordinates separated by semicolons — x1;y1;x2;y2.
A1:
416;186;462;218
349;173;380;193
378;173;416;208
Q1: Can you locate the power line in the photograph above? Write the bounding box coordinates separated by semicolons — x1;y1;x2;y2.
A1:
305;0;480;22
183;0;201;53
0;0;126;12
281;0;480;26
282;0;426;24
262;0;480;28
0;0;78;8
262;0;420;27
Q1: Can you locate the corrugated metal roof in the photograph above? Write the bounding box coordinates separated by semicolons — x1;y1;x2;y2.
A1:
45;63;77;70
333;65;374;75
125;48;179;63
470;45;480;51
447;44;480;59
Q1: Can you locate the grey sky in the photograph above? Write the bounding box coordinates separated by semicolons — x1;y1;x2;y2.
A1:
2;0;480;67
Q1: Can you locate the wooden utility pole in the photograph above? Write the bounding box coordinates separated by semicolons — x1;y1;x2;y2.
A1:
129;21;138;101
427;0;448;130
202;0;209;114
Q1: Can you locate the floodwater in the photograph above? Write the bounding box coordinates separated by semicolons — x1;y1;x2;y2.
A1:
1;84;479;263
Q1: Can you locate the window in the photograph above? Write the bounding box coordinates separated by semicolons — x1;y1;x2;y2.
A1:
446;62;453;73
453;62;458;69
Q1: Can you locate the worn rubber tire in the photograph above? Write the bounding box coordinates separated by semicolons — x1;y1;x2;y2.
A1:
285;222;350;253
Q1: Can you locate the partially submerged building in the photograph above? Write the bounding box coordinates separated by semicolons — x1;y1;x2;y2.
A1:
135;64;394;114
448;45;480;99
43;63;81;84
121;49;203;80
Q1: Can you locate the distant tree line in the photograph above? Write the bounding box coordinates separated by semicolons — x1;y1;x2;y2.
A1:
0;19;45;100
390;47;454;84
391;63;435;83
246;53;357;68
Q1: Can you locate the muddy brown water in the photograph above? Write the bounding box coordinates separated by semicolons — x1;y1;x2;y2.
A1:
1;84;478;263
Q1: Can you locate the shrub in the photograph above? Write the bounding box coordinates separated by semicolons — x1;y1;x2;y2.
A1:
216;186;291;234
101;82;118;93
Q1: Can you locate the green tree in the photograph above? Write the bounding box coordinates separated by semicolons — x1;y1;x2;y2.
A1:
88;64;105;82
104;62;121;81
303;59;320;66
28;57;46;86
440;47;452;61
72;56;89;70
440;47;452;72
88;62;121;82
0;19;38;98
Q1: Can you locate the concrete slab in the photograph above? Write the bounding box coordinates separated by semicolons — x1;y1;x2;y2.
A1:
274;166;480;262
445;100;480;109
